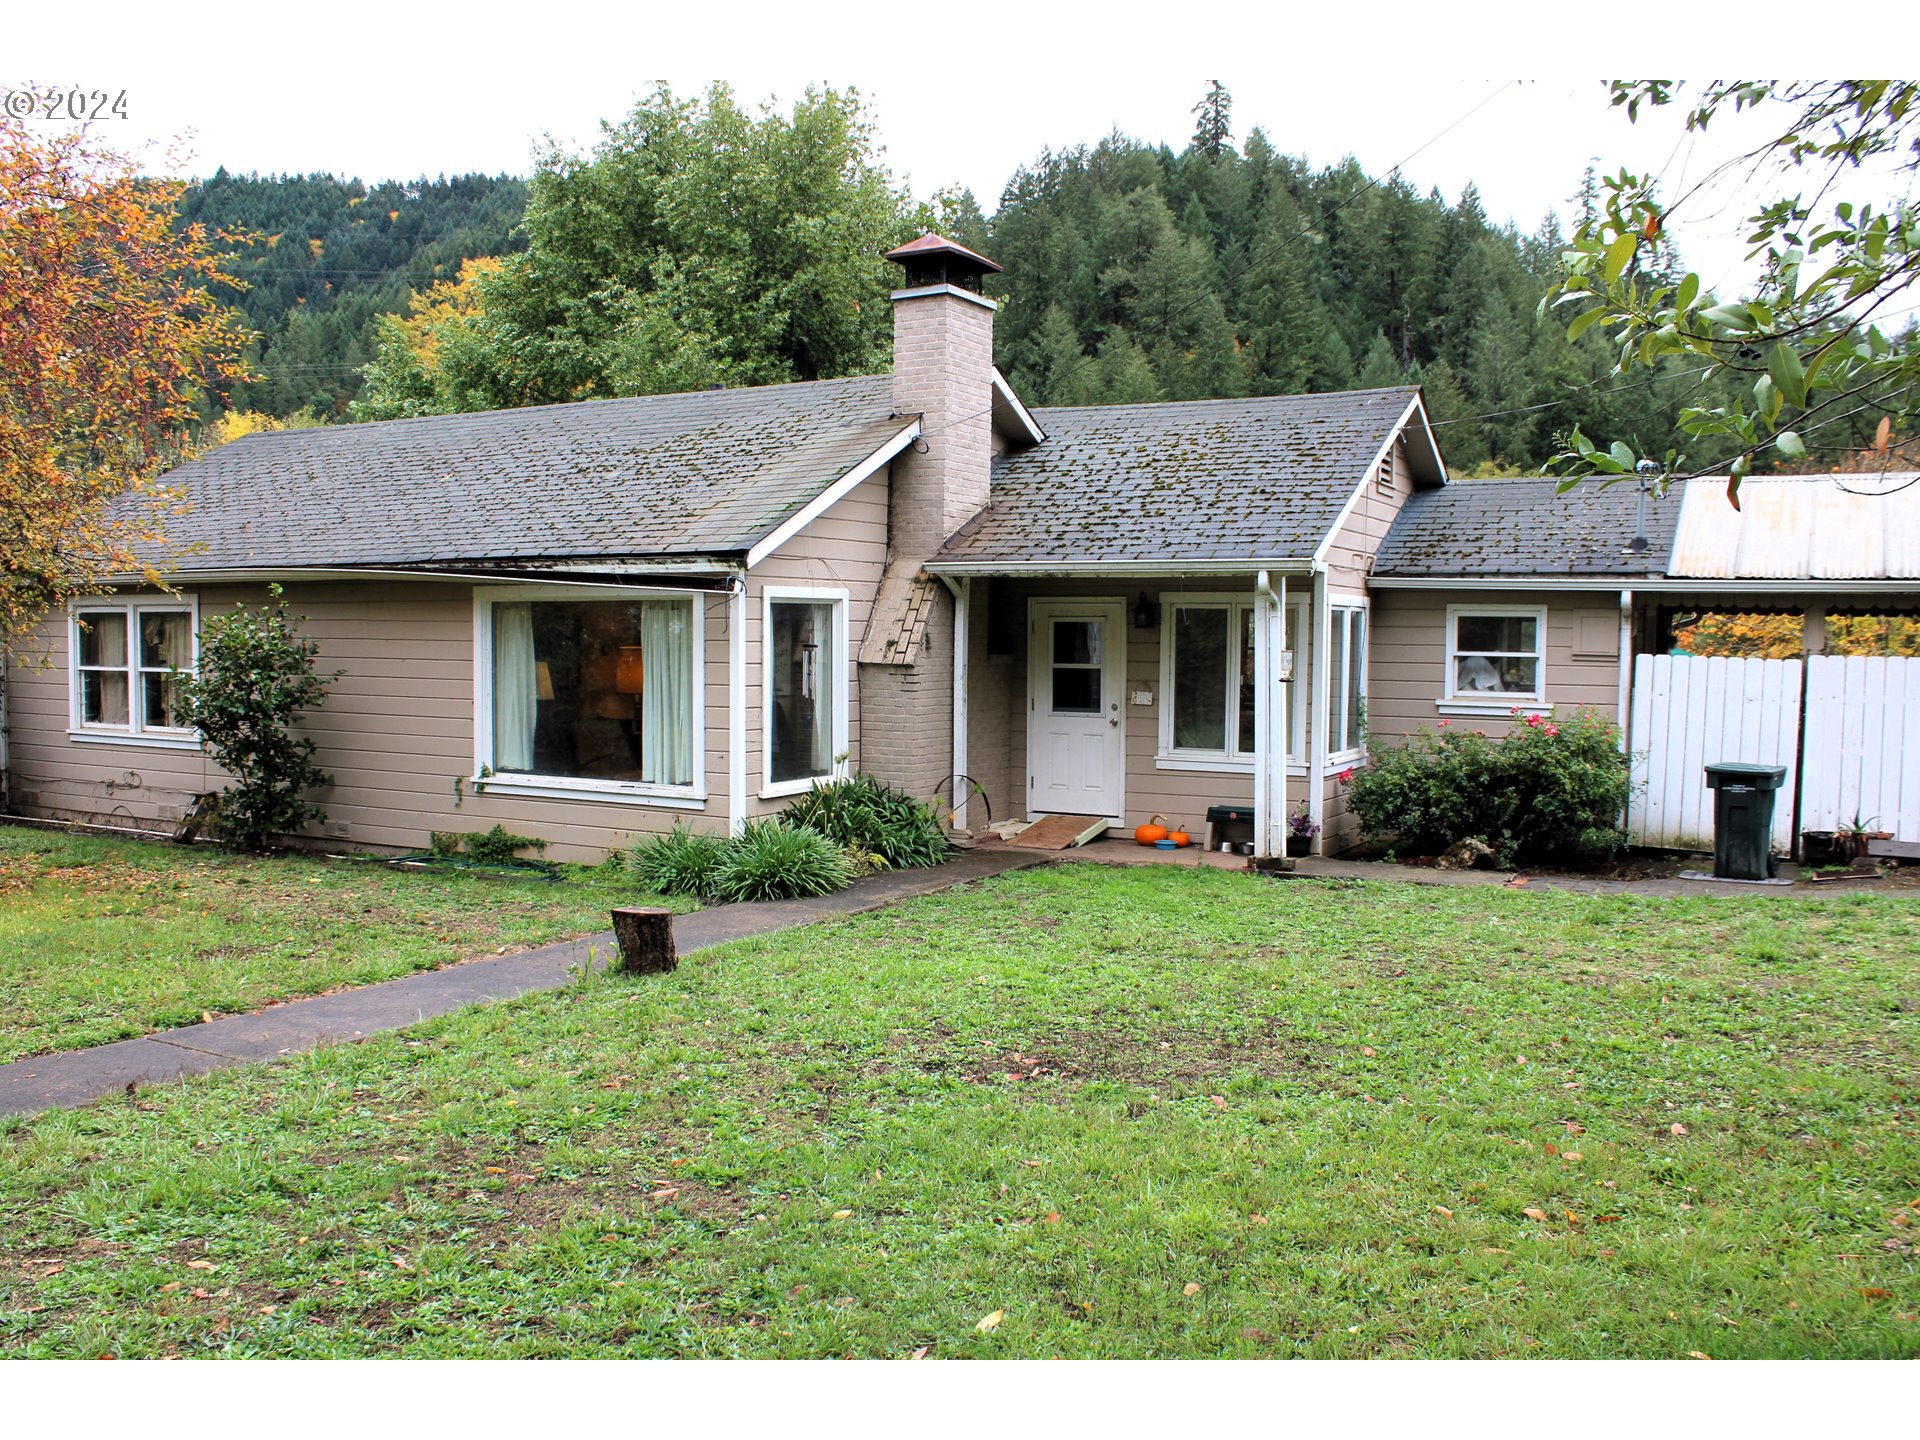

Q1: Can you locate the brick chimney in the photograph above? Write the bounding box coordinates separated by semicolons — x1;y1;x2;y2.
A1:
883;233;1000;559
853;233;1001;802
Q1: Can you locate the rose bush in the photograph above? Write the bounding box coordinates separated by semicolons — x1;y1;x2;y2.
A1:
1344;707;1632;866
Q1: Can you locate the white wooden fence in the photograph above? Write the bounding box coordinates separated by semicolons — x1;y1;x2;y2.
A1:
1801;655;1920;842
1628;654;1803;853
1629;652;1920;853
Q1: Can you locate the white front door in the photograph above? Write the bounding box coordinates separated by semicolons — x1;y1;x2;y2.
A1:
1027;598;1126;819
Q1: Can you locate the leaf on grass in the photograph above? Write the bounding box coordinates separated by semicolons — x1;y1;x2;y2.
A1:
39;1263;64;1277
649;1188;680;1202
185;1260;216;1271
975;1309;1005;1333
1523;1208;1549;1222
1545;1142;1559;1156
1563;1152;1583;1163
158;1282;180;1294
831;1209;852;1221
1670;1123;1689;1137
1361;1046;1376;1058
1861;1287;1892;1299
1183;1282;1203;1296
911;1346;930;1360
1045;1212;1062;1225
1435;1205;1455;1218
1688;1351;1711;1360
1565;1122;1586;1135
483;1166;507;1175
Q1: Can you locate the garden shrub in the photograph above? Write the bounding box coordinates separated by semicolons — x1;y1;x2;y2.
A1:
629;823;731;899
710;819;853;902
174;586;341;851
1345;708;1631;866
780;772;951;869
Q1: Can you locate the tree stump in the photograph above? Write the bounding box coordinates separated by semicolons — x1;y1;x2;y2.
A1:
610;907;677;974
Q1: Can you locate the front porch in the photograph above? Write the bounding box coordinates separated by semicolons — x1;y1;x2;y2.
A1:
939;569;1369;858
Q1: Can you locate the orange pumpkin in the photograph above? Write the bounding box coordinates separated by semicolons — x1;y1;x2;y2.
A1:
1168;831;1191;848
1134;813;1170;845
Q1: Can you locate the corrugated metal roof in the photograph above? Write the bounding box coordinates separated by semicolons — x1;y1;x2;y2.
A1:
1668;474;1920;580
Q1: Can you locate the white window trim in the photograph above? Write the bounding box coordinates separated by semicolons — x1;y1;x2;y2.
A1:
759;584;851;800
1443;603;1548;710
67;595;202;750
1327;596;1370;765
471;583;708;806
1155;592;1308;773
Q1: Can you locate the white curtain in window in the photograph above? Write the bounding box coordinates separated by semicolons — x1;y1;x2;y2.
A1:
641;599;692;786
808;603;836;776
493;602;537;772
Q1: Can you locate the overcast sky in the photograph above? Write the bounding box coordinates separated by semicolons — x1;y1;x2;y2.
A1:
15;3;1911;301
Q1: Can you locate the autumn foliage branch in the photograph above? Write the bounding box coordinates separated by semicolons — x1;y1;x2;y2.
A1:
0;112;251;651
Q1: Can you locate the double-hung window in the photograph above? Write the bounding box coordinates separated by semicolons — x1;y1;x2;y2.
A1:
477;588;703;803
69;598;198;747
763;587;849;796
1444;605;1547;709
1158;594;1306;769
1327;603;1368;759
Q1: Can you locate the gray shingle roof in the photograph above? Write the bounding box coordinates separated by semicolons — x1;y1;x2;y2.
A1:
143;376;905;570
1372;477;1678;578
934;387;1426;567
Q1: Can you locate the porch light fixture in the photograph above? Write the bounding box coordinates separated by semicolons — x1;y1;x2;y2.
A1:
1132;592;1159;630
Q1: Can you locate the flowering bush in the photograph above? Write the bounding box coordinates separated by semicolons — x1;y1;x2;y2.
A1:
1344;707;1631;866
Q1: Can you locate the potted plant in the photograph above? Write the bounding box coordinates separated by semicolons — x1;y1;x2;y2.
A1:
1835;812;1892;862
1286;803;1320;857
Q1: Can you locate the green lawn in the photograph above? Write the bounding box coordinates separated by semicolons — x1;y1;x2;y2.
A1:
2;861;1916;1358
0;823;682;1064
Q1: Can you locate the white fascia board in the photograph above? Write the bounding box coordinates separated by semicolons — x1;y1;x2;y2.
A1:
889;284;998;311
1404;392;1449;485
925;557;1315;578
1367;575;1919;594
1311;392;1427;570
990;367;1047;445
746;421;922;571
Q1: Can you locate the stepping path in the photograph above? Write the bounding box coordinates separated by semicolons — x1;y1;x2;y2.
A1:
0;848;1046;1120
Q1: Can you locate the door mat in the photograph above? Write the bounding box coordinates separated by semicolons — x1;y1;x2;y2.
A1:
1006;815;1111;850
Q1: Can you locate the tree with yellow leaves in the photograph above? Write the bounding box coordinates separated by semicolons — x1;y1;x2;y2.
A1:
1;115;250;650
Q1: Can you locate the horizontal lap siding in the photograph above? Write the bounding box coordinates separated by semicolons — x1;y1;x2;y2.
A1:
6;580;736;864
745;471;890;817
976;576;1310;836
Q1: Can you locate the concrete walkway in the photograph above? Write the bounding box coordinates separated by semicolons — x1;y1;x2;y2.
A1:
0;848;1046;1120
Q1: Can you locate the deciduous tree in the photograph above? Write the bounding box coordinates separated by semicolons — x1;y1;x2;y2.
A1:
0;117;249;649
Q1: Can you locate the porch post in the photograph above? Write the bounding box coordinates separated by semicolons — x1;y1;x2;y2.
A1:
952;577;971;828
1254;571;1289;858
728;575;747;835
1309;566;1329;855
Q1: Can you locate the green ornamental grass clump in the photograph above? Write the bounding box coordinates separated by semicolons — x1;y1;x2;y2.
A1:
709;819;854;903
1346;707;1631;866
780;773;951;869
628;822;731;899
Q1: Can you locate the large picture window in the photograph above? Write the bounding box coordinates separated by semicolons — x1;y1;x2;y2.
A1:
1159;595;1306;769
763;588;848;795
69;599;198;745
1446;606;1546;702
480;591;700;797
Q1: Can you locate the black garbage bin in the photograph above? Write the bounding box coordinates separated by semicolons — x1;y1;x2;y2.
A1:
1703;762;1788;880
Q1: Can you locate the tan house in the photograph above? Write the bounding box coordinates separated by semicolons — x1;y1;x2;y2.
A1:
5;233;1460;861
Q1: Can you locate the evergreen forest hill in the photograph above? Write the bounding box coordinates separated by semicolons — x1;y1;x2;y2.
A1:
179;169;528;420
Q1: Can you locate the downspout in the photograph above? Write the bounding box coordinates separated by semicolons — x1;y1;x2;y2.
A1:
1309;562;1330;855
935;573;970;830
728;573;748;835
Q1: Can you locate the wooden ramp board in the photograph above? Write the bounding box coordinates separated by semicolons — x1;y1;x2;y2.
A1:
1006;814;1110;850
